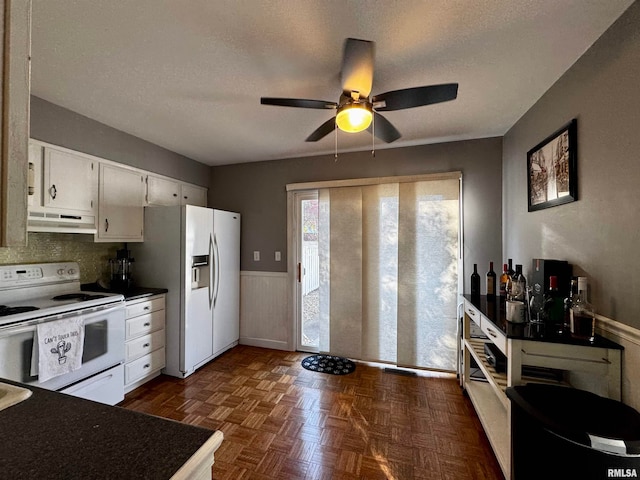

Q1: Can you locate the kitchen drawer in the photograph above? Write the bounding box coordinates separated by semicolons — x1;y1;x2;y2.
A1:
125;295;165;319
125;347;165;385
125;310;165;340
464;301;482;327
481;319;506;355
125;330;165;363
61;364;124;406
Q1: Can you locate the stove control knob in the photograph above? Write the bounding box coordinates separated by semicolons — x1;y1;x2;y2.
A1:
67;268;76;275
57;268;65;276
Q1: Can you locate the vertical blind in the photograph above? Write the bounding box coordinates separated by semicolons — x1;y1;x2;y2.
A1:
317;176;460;370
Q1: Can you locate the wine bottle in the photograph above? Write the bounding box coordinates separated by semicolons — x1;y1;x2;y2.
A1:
486;262;496;299
563;277;578;331
470;264;480;302
513;264;526;301
544;275;565;326
570;277;595;341
507;258;515;278
499;263;509;297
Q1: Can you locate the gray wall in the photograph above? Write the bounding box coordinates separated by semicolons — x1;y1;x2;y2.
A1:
210;137;503;294
30;96;209;186
503;2;640;328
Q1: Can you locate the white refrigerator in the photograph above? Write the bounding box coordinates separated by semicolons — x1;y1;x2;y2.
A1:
132;205;240;378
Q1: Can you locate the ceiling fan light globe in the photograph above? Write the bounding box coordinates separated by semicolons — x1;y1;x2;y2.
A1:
336;104;372;133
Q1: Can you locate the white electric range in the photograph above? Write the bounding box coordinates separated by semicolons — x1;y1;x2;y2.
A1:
0;262;126;405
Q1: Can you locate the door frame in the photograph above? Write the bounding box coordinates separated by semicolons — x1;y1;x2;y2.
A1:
287;189;319;353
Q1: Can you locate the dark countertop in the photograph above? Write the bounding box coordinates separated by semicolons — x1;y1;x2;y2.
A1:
82;283;168;301
464;294;623;350
0;379;216;479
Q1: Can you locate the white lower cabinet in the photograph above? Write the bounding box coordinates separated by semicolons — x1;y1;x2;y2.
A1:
124;294;166;393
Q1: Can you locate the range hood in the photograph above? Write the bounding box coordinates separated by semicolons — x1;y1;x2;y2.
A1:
27;211;97;234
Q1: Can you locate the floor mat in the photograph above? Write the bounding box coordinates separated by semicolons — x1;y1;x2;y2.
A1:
301;354;355;375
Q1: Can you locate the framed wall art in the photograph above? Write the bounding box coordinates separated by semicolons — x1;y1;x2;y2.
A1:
527;119;577;212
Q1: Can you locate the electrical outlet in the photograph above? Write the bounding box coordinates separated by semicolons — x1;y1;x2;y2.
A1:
253;251;260;261
275;251;281;261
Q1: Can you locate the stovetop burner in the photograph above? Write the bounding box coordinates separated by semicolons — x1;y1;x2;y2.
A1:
0;263;125;328
52;293;108;301
0;305;40;317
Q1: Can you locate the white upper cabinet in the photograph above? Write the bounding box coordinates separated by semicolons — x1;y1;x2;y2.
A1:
180;183;207;207
28;142;98;233
146;175;180;206
146;174;207;207
43;146;97;214
27;139;209;238
96;163;145;242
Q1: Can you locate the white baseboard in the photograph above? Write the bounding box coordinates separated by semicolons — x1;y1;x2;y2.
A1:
239;337;290;351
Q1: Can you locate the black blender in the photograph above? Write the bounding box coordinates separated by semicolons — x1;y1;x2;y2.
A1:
109;246;134;292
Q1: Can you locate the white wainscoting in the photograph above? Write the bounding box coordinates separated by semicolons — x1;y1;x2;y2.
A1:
239;271;291;351
237;269;640;408
597;315;640;412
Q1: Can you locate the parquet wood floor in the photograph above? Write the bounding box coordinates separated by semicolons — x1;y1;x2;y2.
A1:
120;345;504;480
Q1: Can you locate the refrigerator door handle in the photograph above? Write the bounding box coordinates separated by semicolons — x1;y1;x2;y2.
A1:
213;234;221;308
208;233;214;309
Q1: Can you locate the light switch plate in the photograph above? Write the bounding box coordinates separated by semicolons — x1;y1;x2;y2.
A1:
253;251;260;261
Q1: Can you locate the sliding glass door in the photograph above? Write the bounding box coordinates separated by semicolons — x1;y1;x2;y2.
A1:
290;173;461;370
294;191;320;352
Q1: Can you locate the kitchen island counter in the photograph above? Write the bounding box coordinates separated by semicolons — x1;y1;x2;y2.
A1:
0;379;223;479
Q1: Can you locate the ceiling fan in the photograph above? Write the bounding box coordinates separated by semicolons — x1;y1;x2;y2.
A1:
261;38;458;144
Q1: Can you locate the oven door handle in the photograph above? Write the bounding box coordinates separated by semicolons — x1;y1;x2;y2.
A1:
0;303;124;336
0;323;36;338
80;303;125;318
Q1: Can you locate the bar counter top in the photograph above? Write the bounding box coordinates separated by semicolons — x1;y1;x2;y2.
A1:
463;294;623;350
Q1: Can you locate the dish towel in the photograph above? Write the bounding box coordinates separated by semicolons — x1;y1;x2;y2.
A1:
31;317;85;383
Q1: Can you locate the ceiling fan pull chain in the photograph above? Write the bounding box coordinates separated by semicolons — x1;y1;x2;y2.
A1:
371;114;376;157
335;120;339;161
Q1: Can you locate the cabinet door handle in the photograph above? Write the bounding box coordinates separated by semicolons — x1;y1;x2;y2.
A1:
486;327;498;338
143;306;150;310
143;343;150;348
143;322;151;327
468;310;476;317
143;364;150;369
105;218;109;232
28;163;35;195
49;184;57;199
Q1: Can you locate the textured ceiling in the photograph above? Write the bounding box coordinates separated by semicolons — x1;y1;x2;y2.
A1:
30;1;634;166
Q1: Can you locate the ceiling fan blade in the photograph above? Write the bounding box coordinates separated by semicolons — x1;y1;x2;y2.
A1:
372;83;458;111
368;112;401;143
305;117;336;142
340;38;374;98
261;98;337;109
